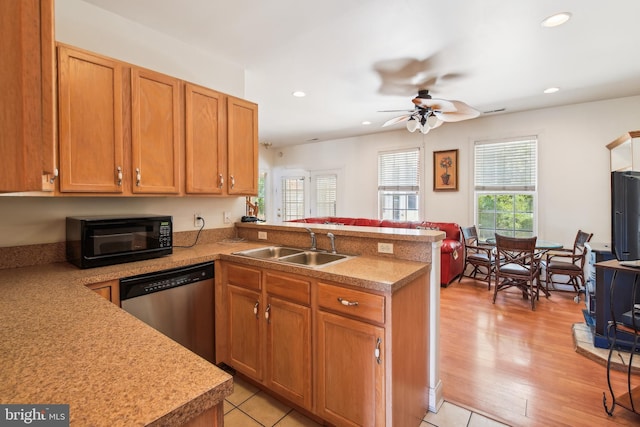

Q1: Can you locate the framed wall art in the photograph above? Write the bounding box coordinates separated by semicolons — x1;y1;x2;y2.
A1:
433;149;458;191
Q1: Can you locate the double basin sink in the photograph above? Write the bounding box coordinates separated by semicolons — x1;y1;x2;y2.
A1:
232;246;351;268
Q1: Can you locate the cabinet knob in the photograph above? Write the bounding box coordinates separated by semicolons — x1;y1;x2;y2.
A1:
375;337;382;364
116;166;123;186
136;168;141;186
265;304;271;323
219;173;224;189
230;175;235;189
253;301;259;318
48;168;59;184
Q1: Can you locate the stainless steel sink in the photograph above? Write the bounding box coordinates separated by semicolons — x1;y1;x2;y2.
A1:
232;246;351;268
279;251;348;267
233;246;304;259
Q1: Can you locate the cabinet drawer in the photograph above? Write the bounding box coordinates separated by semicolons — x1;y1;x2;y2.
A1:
318;282;385;324
265;272;311;306
227;263;261;291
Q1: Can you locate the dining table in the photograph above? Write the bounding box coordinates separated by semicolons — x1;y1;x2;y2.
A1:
484;237;563;251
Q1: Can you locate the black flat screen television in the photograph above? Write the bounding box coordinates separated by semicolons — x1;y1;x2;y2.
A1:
612;171;640;261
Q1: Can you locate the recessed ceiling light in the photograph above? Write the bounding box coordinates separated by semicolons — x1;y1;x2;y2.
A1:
292;91;306;97
544;87;560;94
361;121;371;125
541;12;572;28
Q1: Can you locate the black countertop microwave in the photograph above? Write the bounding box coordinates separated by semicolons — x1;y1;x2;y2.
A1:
66;215;173;269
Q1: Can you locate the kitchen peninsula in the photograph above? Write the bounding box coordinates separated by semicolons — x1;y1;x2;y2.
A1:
0;223;443;426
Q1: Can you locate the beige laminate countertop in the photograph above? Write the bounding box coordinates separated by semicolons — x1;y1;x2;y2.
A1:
0;239;429;426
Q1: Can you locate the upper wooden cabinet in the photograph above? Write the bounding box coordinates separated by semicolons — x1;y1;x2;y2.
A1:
0;0;56;193
131;68;181;194
185;87;259;196
58;46;125;193
185;83;226;194
607;131;640;172
227;96;259;195
55;44;257;197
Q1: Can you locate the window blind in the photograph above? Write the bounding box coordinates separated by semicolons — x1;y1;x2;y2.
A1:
314;174;337;217
474;138;537;191
282;177;305;220
378;148;420;191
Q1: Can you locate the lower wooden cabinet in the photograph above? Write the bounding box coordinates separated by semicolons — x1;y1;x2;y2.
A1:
219;263;312;411
217;260;429;426
86;279;119;305
227;283;263;379
264;272;312;409
316;310;385;427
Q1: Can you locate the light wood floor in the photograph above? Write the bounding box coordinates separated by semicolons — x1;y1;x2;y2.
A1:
441;278;640;426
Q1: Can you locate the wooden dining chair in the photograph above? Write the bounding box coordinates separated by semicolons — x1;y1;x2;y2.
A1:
459;226;495;289
545;230;593;294
494;234;541;310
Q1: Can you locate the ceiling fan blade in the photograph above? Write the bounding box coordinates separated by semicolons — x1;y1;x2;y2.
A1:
412;97;457;112
434;109;480;122
382;115;412;127
449;100;481;116
378;109;415;113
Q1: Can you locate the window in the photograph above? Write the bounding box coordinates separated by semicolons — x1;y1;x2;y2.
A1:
281;176;306;221
378;148;421;221
474;137;537;240
246;172;267;220
312;173;337;217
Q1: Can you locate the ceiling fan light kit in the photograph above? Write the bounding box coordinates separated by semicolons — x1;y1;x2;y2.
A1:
383;89;480;134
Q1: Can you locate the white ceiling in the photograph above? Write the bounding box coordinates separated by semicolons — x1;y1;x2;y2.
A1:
82;0;640;147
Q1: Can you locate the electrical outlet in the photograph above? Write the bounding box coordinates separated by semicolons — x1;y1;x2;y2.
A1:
378;242;394;254
258;231;268;240
193;213;203;228
223;211;232;224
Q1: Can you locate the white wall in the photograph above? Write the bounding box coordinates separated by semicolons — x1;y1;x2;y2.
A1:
268;95;640;248
55;0;245;95
0;0;249;248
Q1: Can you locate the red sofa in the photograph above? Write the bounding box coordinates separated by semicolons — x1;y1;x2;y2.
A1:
288;217;464;286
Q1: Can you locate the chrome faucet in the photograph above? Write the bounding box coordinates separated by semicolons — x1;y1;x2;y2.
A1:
327;233;337;254
305;227;317;251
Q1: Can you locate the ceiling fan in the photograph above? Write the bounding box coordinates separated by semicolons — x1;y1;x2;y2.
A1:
381;89;480;134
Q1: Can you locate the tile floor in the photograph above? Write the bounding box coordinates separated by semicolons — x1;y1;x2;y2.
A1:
223;376;510;427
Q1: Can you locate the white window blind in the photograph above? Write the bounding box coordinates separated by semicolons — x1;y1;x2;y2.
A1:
378;148;420;191
474;138;537;191
314;174;337;217
282;177;306;220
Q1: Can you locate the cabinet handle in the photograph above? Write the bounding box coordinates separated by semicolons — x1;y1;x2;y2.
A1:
230;175;235;189
265;304;271;323
337;297;359;307
219;173;224;189
48;168;59;184
253;301;259;318
116;166;123;186
375;337;382;365
135;168;141;186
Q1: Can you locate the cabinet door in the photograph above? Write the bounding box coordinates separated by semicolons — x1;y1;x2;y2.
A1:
58;45;124;193
0;0;55;192
227;96;258;195
265;295;312;410
317;311;385;427
227;284;263;380
185;83;225;194
131;67;181;194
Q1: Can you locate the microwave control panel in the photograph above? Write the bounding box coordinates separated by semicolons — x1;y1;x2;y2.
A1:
159;221;172;247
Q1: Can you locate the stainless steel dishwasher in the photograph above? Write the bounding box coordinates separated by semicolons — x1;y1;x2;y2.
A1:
120;262;215;363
